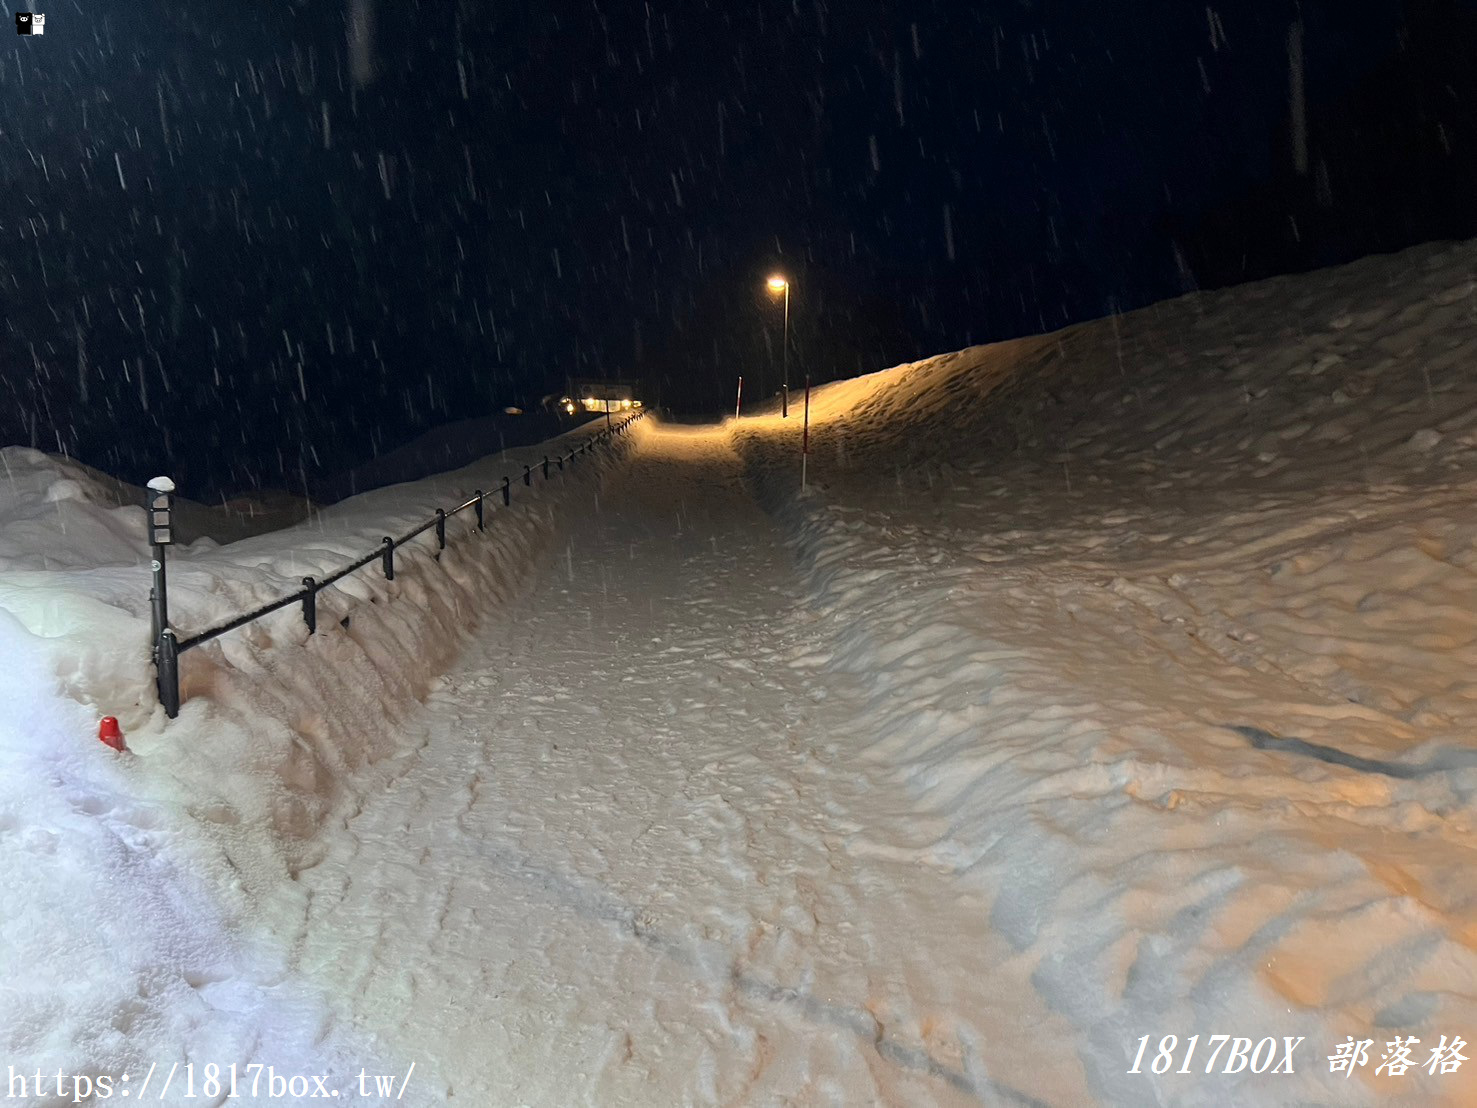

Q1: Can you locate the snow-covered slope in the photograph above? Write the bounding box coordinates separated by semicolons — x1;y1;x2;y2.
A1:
0;424;637;1104
305;409;582;503
761;239;1477;480
729;238;1477;1102
0;447;315;569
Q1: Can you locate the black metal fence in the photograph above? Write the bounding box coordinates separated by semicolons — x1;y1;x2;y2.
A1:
151;411;645;719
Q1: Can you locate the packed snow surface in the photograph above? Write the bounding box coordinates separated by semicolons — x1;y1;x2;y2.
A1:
5;239;1477;1105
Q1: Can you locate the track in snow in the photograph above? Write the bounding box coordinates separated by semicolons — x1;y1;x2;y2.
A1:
291;426;1074;1106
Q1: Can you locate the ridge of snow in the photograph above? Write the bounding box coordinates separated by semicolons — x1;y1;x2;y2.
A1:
725;236;1477;1102
0;423;637;1100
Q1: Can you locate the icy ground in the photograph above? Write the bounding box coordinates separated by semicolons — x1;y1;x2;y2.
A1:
4;239;1477;1105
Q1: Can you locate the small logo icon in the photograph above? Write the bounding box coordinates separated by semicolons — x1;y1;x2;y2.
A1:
15;12;43;35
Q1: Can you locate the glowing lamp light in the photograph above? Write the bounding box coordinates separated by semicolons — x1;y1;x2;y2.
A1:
765;274;793;416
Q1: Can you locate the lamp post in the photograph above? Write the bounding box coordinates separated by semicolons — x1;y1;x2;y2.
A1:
146;476;175;645
767;274;790;417
146;476;180;718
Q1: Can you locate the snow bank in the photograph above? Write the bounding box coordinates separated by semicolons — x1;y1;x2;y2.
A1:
0;422;638;1103
306;409;582;503
0;447;314;569
731;239;1477;1102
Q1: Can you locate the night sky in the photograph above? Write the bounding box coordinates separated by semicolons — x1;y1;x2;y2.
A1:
4;0;1475;500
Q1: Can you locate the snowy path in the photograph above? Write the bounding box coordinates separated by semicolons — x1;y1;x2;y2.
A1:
291;426;1078;1106
11;242;1477;1106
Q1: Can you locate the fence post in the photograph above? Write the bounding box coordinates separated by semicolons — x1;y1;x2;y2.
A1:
435;508;446;550
301;576;318;634
158;628;180;719
381;536;395;580
474;490;485;531
502;476;511;506
542;455;550;479
523;464;532;486
557;454;565;472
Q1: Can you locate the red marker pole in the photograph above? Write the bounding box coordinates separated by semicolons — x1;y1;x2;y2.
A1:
801;374;811;489
735;375;743;420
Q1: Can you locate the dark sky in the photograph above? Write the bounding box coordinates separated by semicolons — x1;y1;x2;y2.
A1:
3;0;1474;499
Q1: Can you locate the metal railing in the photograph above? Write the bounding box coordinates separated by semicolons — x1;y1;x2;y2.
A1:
150;410;645;718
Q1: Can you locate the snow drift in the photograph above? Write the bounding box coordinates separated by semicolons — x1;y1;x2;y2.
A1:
730;238;1477;1102
0;424;637;1102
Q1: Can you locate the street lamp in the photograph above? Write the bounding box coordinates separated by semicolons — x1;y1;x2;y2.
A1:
766;274;790;418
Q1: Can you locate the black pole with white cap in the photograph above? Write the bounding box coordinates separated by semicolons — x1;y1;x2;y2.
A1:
146;476;181;718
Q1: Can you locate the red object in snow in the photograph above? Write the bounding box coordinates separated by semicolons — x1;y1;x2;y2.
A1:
98;717;127;752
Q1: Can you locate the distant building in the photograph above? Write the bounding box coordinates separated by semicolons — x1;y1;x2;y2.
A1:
562;377;643;414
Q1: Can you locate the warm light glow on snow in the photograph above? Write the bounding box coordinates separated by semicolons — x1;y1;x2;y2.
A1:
6;238;1477;1104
